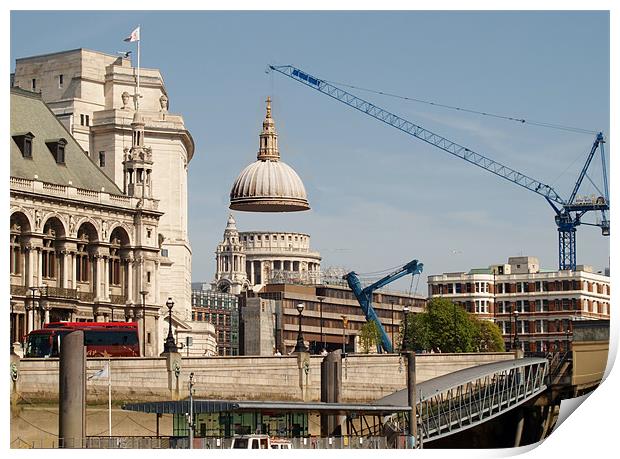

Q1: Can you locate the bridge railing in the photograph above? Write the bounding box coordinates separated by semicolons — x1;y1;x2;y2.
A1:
412;359;548;444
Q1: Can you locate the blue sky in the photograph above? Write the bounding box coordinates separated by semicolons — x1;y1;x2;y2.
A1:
10;10;610;289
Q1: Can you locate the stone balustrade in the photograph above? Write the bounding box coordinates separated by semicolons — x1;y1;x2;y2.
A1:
10;177;159;211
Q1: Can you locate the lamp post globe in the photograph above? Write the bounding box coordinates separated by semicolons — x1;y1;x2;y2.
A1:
294;303;308;353
163;297;178;353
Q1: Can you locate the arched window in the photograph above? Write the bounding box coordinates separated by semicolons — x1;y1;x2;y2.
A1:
10;231;20;275
41;225;57;279
109;237;122;286
10;213;32;280
108;227;130;298
76;231;90;283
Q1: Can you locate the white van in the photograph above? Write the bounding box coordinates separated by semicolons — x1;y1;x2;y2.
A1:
230;435;271;449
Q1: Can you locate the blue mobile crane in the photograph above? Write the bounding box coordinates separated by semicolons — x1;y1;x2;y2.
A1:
344;259;423;353
268;65;609;271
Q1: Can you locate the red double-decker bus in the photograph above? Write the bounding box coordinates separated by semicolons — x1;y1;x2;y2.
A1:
24;322;140;358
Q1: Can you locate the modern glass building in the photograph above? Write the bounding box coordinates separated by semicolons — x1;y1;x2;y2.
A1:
191;289;239;356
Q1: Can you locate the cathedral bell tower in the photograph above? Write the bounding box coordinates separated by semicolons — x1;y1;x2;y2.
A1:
123;111;153;198
212;214;248;294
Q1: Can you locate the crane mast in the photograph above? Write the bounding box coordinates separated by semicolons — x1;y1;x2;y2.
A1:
344;259;423;353
269;64;609;271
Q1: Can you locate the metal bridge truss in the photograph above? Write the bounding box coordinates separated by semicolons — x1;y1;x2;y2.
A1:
375;358;549;444
415;359;548;443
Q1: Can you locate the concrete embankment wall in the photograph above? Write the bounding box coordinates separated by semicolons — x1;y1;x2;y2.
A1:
15;353;514;404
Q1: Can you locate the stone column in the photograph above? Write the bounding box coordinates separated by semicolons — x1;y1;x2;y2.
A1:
20;247;27;284
26;245;35;287
62;251;69;289
71;253;77;289
26;303;34;333
98;255;105;300
126;257;134;304
103;257;110;301
44;303;50;325
153;259;160;307
92;255;100;300
36;248;43;286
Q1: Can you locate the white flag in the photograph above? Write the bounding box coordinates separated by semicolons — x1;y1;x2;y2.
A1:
88;362;109;380
124;27;140;43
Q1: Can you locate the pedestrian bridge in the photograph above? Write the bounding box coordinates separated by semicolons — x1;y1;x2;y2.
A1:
375;357;549;443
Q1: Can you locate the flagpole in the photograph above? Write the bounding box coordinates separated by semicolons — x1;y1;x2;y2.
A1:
108;359;112;438
136;25;141;111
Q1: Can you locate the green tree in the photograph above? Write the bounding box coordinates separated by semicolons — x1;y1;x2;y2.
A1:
359;320;382;353
402;297;496;353
473;319;506;352
399;311;431;352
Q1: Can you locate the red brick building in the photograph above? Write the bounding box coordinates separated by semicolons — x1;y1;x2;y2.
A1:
428;257;610;353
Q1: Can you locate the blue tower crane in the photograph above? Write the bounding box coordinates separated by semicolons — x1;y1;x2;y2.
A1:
344;259;423;353
268;65;610;271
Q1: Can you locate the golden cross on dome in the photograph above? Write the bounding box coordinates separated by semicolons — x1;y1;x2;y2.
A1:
266;96;272;118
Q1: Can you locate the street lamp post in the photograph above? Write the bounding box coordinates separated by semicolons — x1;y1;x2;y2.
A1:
163;298;178;353
28;287;39;333
565;326;571;353
140;290;148;356
38;285;48;328
10;298;16;351
317;296;325;353
187;372;195;449
402;306;410;351
453;301;457;352
401;305;417;448
294;303;308;353
513;309;520;351
340;315;349;355
390;302;394;350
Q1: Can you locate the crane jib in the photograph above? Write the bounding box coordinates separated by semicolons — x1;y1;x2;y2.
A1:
272;64;609;271
277;65;566;206
291;69;321;87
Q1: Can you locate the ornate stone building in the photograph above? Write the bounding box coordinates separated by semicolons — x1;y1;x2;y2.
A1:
12;48;194;339
211;214;322;294
11;48;213;355
10;87;165;353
